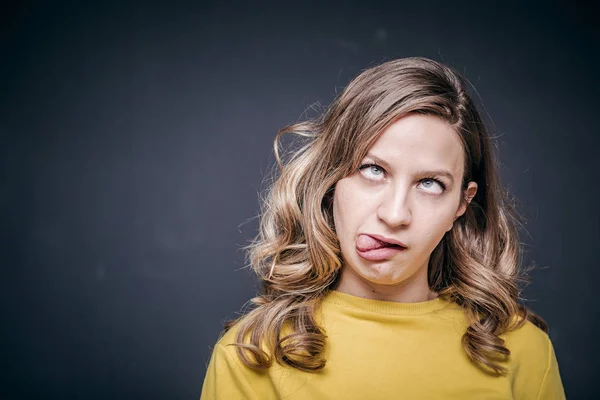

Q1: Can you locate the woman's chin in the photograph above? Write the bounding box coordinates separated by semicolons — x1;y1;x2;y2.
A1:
361;264;403;285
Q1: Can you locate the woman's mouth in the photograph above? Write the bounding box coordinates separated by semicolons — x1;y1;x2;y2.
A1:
356;234;407;261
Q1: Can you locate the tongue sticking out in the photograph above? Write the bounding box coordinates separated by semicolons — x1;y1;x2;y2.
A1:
356;234;394;251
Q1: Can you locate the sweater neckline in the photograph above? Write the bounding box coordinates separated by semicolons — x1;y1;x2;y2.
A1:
324;290;452;316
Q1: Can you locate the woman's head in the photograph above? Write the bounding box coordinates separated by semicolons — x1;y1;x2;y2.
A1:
332;113;478;299
263;57;488;296
230;57;545;375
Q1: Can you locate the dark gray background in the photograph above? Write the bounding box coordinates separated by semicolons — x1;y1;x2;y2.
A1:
1;1;598;399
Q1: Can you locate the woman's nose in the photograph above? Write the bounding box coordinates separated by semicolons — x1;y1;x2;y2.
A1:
376;185;412;227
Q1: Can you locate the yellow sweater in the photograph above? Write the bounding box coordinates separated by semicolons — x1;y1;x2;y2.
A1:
200;290;565;399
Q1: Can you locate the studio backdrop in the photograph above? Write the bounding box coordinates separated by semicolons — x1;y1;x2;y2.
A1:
1;1;597;399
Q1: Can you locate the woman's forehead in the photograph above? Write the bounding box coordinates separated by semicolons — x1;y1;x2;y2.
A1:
365;114;464;174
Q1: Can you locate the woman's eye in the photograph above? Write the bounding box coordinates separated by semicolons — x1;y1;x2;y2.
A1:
358;165;447;194
359;164;385;180
419;178;446;194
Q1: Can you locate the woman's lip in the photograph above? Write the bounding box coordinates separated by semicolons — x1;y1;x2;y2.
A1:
363;233;408;249
356;246;407;261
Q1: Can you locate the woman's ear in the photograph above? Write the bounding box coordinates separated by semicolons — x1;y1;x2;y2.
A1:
452;181;478;223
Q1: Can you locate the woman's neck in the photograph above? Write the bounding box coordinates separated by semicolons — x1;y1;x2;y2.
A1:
334;263;437;303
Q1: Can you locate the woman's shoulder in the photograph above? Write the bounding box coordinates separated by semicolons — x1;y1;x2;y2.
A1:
502;317;565;397
504;317;550;346
211;319;280;356
213;320;244;350
202;321;281;399
502;316;554;369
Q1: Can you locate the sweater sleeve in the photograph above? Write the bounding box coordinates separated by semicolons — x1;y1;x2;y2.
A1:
200;343;260;400
535;339;566;400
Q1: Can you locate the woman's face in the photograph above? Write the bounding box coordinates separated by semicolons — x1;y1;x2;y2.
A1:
332;114;478;299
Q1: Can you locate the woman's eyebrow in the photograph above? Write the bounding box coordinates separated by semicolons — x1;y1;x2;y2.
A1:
365;153;455;184
415;169;454;184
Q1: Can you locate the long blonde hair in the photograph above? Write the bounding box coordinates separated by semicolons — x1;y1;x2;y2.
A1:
223;57;547;376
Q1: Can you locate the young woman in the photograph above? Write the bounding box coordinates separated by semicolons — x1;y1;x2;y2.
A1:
200;57;566;399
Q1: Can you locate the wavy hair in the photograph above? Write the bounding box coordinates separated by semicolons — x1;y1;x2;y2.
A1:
222;57;547;376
